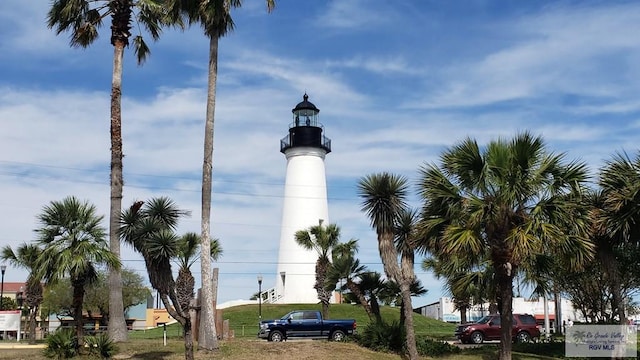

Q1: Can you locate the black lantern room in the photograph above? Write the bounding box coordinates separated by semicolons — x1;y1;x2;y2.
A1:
280;94;331;154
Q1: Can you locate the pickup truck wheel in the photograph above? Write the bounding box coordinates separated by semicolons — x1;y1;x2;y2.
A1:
470;331;484;344
330;330;346;342
268;330;284;342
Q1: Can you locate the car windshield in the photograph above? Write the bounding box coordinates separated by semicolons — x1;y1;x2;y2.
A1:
476;316;492;324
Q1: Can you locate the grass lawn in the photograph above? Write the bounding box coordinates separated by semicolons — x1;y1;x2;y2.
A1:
0;304;578;359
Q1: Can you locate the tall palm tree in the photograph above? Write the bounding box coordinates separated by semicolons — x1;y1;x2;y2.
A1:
34;196;120;343
170;0;275;350
295;220;340;319
47;0;172;342
358;173;419;360
416;132;594;360
1;243;44;344
119;197;197;360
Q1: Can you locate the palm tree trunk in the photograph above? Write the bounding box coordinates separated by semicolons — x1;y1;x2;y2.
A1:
370;296;382;323
598;248;625;324
198;33;220;351
346;280;373;319
496;262;514;360
158;293;194;360
183;317;194;360
72;281;85;343
107;39;128;343
400;282;419;360
28;306;38;345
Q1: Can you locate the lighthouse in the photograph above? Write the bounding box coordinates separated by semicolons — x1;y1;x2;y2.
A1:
275;94;332;304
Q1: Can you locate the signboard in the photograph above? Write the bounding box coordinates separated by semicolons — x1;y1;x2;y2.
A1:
0;310;20;331
566;324;637;358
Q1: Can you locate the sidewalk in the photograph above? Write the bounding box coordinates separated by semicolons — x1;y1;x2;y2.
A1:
0;342;45;349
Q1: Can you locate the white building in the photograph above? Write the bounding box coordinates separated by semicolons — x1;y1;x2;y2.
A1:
268;94;332;304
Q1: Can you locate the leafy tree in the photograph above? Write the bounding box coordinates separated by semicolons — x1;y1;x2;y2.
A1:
119;197;196;360
42;269;150;329
47;0;174;342
84;268;151;325
170;0;275;349
358;173;419;360
35;196;120;343
1;243;44;344
295;220;341;319
416;132;594;360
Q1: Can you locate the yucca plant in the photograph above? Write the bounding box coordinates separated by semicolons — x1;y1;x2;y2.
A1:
85;333;118;359
43;328;78;359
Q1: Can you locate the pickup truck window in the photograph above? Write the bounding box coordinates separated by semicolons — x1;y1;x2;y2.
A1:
303;311;318;320
290;312;304;321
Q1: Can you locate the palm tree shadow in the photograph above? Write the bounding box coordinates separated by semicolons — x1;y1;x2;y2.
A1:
129;351;175;359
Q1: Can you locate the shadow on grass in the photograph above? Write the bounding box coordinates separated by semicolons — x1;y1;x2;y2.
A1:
127;351;175;359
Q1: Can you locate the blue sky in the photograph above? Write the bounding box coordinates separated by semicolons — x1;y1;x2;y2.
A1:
1;0;640;308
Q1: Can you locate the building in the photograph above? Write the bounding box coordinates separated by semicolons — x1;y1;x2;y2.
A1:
268;94;332;304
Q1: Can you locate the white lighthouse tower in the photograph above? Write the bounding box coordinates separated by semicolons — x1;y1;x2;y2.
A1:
275;94;331;304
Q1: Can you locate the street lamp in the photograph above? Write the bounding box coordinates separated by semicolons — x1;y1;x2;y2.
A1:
0;265;6;311
257;275;263;320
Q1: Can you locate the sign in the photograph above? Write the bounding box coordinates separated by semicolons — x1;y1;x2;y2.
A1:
566;324;637;358
0;310;20;331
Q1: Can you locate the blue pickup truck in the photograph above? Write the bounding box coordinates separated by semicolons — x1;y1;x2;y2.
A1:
258;310;356;342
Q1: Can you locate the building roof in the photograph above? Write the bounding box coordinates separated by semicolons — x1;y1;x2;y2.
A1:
1;282;27;293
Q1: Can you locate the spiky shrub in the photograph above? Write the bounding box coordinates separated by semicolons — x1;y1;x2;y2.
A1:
416;338;461;357
43;328;78;359
85;333;118;359
354;320;405;353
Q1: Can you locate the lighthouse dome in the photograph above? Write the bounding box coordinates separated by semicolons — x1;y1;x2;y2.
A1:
292;93;319;114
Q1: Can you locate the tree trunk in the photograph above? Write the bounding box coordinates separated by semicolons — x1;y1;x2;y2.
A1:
400;282;419;360
158;293;193;360
460;304;468;324
198;34;220;351
370;297;382;323
183;317;194;360
72;281;85;343
496;263;514;360
346;280;373;320
107;39;128;343
28;306;37;345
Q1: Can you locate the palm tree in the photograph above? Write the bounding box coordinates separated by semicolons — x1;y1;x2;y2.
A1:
47;0;172;342
295;220;340;319
119;198;197;360
170;0;275;350
1;243;44;344
34;196;120;343
174;232;222;314
596;152;640;324
358;173;419;360
324;240;374;319
416;132;594;360
357;272;386;323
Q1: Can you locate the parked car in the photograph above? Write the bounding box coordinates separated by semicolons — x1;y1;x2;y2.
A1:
258;310;356;342
455;313;540;344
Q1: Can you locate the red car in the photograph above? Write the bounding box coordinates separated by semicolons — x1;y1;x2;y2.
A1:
455;313;540;344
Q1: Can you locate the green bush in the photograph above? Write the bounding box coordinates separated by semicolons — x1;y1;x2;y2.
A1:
416;337;461;357
84;333;118;359
43;328;78;359
354;320;406;353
